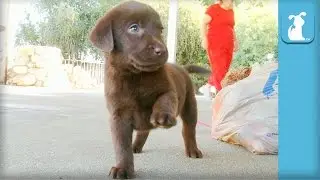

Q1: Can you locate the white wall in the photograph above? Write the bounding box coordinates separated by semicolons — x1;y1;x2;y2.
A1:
166;0;178;64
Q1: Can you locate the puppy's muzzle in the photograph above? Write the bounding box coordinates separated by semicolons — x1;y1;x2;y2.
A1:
147;36;168;60
148;44;166;57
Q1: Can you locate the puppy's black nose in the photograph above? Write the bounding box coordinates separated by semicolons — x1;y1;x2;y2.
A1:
149;45;165;56
154;47;162;56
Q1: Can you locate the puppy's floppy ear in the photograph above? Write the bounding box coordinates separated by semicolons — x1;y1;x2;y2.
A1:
89;13;114;52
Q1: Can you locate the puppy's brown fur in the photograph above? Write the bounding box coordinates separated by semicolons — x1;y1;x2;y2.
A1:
221;67;252;88
89;1;207;179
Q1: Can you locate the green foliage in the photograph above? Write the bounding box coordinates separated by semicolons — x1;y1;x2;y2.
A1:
174;1;210;90
15;13;41;46
232;1;278;68
16;0;118;59
15;0;277;90
175;0;278;88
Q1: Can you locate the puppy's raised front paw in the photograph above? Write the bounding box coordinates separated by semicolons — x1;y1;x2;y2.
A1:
150;111;177;128
186;147;203;159
109;167;134;179
132;144;143;154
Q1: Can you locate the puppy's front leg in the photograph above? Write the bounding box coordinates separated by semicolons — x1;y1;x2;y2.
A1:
150;91;178;128
109;115;135;179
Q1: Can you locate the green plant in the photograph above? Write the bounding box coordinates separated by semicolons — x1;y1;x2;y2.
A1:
232;1;278;68
175;0;278;88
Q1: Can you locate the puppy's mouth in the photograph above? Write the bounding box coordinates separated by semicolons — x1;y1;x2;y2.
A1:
129;56;165;72
130;60;163;72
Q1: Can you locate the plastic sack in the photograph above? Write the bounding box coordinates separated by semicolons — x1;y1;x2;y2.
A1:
211;61;278;155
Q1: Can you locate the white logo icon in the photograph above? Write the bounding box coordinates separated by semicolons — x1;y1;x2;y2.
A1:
288;12;307;41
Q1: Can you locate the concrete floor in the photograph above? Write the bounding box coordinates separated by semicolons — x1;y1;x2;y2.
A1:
0;86;277;180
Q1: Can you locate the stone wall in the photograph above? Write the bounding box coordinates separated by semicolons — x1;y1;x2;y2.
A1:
6;45;71;89
5;45;104;89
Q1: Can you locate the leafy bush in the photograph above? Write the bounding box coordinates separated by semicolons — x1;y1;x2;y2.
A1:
174;0;278;89
232;1;278;68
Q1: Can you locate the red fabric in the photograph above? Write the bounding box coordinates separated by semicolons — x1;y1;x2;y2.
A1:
205;4;235;91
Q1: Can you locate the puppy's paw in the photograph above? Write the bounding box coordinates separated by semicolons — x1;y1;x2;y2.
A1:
132;144;143;154
109;167;134;179
185;147;203;159
150;111;177;128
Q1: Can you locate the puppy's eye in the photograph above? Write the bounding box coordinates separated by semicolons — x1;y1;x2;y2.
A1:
128;24;140;33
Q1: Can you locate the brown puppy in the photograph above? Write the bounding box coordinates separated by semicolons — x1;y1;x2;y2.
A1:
89;1;207;179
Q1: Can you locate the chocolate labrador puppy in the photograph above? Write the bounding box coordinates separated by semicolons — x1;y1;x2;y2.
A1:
89;1;208;179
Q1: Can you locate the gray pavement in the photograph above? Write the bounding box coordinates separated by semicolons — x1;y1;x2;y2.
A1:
0;86;277;180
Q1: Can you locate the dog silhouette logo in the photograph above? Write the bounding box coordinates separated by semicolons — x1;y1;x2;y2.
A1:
287;12;307;41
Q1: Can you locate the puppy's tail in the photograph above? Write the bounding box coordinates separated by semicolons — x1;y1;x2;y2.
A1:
183;65;211;76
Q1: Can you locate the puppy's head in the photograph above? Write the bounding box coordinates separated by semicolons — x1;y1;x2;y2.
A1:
89;1;168;72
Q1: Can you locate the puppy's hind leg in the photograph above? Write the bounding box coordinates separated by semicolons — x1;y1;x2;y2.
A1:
180;90;203;158
133;131;150;153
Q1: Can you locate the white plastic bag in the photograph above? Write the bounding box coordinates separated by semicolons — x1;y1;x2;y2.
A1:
211;62;278;155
